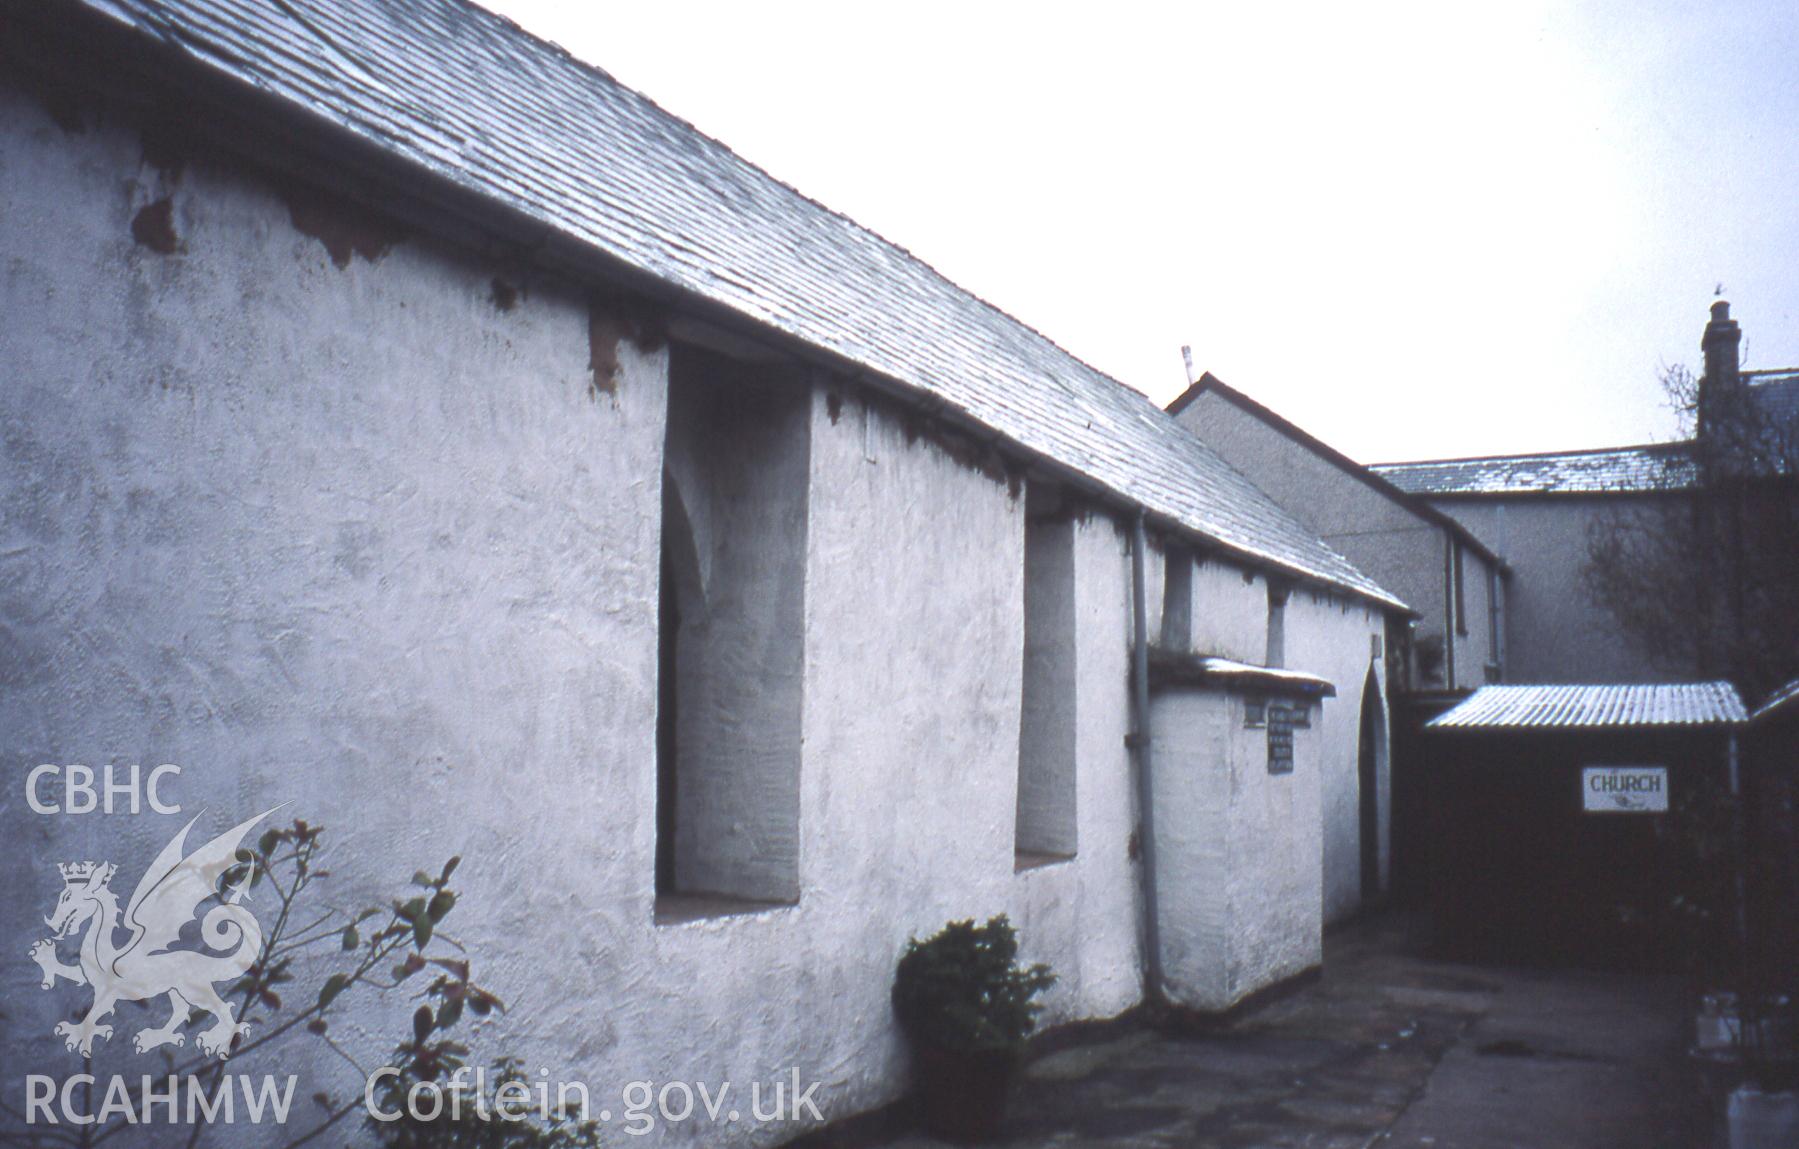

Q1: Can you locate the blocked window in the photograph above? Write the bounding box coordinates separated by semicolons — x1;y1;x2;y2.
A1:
1266;583;1289;668
656;345;809;911
1161;545;1193;650
1017;490;1078;862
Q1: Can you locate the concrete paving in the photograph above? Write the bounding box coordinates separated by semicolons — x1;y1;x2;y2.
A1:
881;914;1703;1148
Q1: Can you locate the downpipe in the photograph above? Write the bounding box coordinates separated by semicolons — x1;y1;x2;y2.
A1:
1129;512;1164;1005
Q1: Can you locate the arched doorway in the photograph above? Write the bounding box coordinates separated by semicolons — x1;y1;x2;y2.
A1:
1358;666;1387;904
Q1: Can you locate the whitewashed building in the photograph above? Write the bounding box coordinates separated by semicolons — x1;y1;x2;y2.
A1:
0;1;1408;1143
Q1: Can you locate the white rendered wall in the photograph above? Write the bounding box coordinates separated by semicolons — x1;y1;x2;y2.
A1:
1285;592;1390;924
1148;689;1324;1011
1190;556;1271;664
0;78;1383;1145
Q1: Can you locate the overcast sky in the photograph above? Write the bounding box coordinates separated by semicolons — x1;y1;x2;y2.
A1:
481;0;1798;463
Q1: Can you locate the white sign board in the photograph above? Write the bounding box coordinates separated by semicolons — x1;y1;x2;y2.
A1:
1582;766;1669;814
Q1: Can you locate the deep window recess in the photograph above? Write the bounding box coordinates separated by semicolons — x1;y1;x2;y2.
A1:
1161;545;1193;651
1266;583;1290;668
1244;697;1267;729
655;344;809;917
1017;486;1078;865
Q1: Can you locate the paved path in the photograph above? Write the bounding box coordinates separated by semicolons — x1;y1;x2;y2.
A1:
881;915;1703;1148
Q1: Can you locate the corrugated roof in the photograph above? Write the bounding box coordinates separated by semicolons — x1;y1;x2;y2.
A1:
57;0;1406;612
1372;443;1696;496
1429;683;1747;730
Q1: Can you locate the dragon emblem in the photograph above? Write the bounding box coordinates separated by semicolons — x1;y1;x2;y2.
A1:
28;810;273;1060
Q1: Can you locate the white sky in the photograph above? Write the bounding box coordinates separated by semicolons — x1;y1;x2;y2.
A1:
480;0;1799;463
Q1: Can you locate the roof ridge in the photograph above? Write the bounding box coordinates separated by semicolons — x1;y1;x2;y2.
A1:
1370;439;1691;469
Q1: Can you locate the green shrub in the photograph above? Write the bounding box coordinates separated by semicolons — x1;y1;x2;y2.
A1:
892;916;1056;1054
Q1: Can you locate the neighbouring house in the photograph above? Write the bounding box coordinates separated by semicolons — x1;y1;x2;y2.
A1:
1168;370;1510;696
1374;303;1799;691
0;1;1411;1143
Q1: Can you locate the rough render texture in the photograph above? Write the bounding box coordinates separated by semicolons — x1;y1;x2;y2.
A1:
663;353;809;902
1430;498;1664;684
1174;393;1500;689
1149;688;1323;1011
0;79;1389;1143
1018;514;1080;856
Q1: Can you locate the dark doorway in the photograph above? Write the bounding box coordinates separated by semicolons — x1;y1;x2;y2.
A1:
1358;668;1384;904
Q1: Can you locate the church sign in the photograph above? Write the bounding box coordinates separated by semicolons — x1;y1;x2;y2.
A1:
1581;766;1668;814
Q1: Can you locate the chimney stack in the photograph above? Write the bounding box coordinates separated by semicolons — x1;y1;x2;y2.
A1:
1702;299;1742;391
1697;299;1743;442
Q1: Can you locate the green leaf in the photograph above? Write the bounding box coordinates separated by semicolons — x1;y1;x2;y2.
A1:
341;924;359;951
413;914;433;950
413;1005;433;1043
426;890;455;923
258;829;280;858
437;995;464;1030
412;870;434;888
440;856;461;882
317;973;349;1011
397;897;426;922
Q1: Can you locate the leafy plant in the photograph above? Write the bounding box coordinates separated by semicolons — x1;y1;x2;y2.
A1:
892;916;1055;1055
1;818;588;1149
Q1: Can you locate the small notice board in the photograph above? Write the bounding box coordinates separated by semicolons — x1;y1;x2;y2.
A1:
1581;766;1668;814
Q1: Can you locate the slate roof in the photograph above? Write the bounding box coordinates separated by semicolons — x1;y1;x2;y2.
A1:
1374;372;1799;497
56;0;1406;612
1372;442;1697;496
1429;682;1747;730
1746;370;1799;429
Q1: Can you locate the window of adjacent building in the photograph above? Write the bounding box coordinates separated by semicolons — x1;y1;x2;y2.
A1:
1453;541;1468;637
656;344;809;915
1266;583;1290;668
1161;545;1192;651
1487;565;1504;682
1017;488;1078;864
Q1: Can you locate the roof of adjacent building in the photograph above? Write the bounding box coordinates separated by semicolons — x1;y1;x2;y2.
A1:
1750;678;1799;726
1745;370;1799;428
1428;682;1748;730
1372;442;1696;496
1167;372;1506;567
1373;372;1799;497
49;0;1407;613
